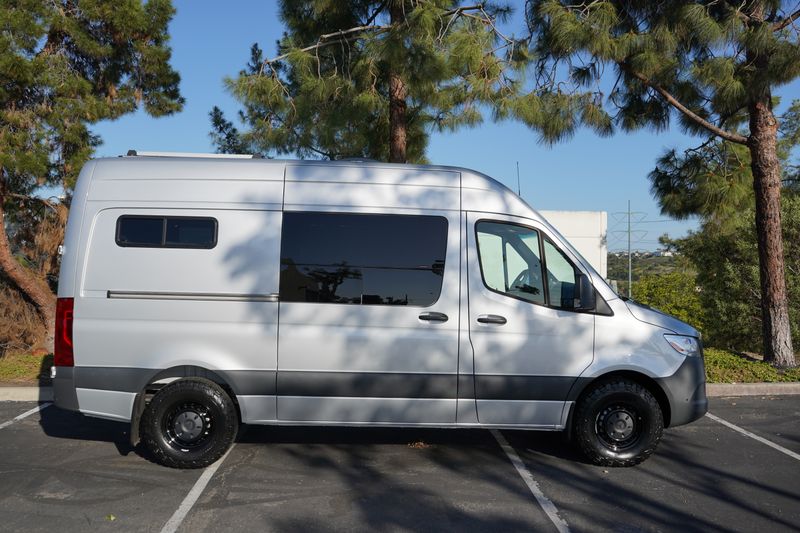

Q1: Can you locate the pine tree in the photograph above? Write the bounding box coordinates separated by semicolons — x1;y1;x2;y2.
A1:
649;100;800;231
212;1;525;162
0;0;184;351
210;106;252;156
518;1;800;366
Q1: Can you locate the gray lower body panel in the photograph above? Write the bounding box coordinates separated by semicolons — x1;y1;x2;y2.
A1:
53;366;584;428
656;355;708;427
53;366;79;411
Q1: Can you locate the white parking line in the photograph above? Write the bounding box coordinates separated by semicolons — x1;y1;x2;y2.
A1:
706;412;800;462
160;445;235;533
0;402;52;430
490;429;570;533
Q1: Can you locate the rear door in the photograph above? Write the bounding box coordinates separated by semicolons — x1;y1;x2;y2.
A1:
276;210;460;424
466;213;594;427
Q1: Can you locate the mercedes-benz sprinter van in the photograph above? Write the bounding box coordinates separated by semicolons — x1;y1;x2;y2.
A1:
52;152;707;468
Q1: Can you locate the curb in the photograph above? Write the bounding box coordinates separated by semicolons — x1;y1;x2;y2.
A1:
0;383;799;402
707;382;800;397
0;387;52;402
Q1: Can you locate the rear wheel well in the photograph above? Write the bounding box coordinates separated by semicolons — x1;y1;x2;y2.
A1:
572;371;671;428
130;366;241;446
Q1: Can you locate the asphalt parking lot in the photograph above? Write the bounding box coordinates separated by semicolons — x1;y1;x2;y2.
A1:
0;396;798;532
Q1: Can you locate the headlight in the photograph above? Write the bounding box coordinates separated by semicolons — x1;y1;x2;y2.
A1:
664;334;701;357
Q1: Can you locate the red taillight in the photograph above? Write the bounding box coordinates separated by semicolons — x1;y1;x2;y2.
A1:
54;297;74;367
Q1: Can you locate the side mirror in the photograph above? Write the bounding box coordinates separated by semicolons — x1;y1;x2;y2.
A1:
573;273;596;311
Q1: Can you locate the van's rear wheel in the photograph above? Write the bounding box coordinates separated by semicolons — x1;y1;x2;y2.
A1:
574;379;663;467
140;378;238;469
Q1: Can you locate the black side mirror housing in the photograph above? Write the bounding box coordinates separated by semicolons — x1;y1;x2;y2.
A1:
573;273;596;311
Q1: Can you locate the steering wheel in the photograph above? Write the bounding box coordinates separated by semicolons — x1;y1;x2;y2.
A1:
510;268;542;295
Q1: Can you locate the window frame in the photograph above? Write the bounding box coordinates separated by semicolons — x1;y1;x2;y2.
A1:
279;211;449;308
115;215;218;250
474;218;594;313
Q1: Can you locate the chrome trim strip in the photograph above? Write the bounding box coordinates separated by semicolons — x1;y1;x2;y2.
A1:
107;290;279;302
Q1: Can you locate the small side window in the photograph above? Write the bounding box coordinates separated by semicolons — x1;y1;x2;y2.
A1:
165;218;217;248
116;216;217;249
543;238;579;309
117;216;164;247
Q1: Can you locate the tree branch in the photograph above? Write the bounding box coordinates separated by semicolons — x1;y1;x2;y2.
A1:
6;193;59;211
260;25;391;72
773;7;800;31
620;64;749;145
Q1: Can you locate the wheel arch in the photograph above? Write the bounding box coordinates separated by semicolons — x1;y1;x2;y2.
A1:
130;366;241;447
567;370;672;430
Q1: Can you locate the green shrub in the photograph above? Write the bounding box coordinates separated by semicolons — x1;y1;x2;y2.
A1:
704;348;800;383
678;193;800;355
633;270;704;331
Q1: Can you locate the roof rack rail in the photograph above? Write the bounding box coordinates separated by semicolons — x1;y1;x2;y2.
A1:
336;157;380;162
125;150;262;159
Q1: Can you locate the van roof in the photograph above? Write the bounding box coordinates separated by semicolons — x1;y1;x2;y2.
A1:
95;155;513;193
86;155;537;220
114;152;483;176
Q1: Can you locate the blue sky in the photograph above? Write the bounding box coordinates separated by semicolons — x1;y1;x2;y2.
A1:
91;0;800;251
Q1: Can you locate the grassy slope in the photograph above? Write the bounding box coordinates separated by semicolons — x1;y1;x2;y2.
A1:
704;348;800;383
0;353;52;383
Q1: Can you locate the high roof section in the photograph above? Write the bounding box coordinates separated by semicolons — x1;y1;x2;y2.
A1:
86;153;537;217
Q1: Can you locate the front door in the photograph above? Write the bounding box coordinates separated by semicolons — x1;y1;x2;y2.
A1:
276;210;460;424
466;213;594;427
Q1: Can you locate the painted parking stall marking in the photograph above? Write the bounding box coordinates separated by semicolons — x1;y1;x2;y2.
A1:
706;412;800;462
160;445;236;533
0;402;51;430
491;429;571;533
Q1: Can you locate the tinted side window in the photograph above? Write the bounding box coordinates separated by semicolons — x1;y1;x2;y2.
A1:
116;216;217;249
117;216;163;246
280;212;448;306
165;218;217;248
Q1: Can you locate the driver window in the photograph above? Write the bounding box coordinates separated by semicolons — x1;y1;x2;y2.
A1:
476;222;545;305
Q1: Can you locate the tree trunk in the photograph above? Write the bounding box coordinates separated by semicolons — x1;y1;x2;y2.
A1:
748;99;796;367
0;199;56;353
388;2;408;163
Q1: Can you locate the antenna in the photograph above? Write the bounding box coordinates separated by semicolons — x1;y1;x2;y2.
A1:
516;161;521;196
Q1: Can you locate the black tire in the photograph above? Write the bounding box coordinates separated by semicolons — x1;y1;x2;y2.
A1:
140;378;238;469
573;379;664;467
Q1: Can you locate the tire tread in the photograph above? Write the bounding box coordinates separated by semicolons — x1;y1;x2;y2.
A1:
140;378;238;469
574;379;664;467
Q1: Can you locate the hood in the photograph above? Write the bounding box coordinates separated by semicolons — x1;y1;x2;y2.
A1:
624;300;699;337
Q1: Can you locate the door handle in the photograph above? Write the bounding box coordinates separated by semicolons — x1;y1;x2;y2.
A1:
419;312;449;322
477;314;507;325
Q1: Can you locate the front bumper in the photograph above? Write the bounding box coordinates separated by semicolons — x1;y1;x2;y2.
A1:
656;355;708;427
52;366;80;411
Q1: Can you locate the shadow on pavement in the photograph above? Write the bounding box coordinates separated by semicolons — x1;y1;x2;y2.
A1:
38;405;141;458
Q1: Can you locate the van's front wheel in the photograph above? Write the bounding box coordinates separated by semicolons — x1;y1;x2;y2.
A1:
574;379;663;467
140;378;238;469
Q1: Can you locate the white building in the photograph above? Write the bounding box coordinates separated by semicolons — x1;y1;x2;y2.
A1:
539;210;608;279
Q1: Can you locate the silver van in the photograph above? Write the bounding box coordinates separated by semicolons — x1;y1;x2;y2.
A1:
53;152;707;469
